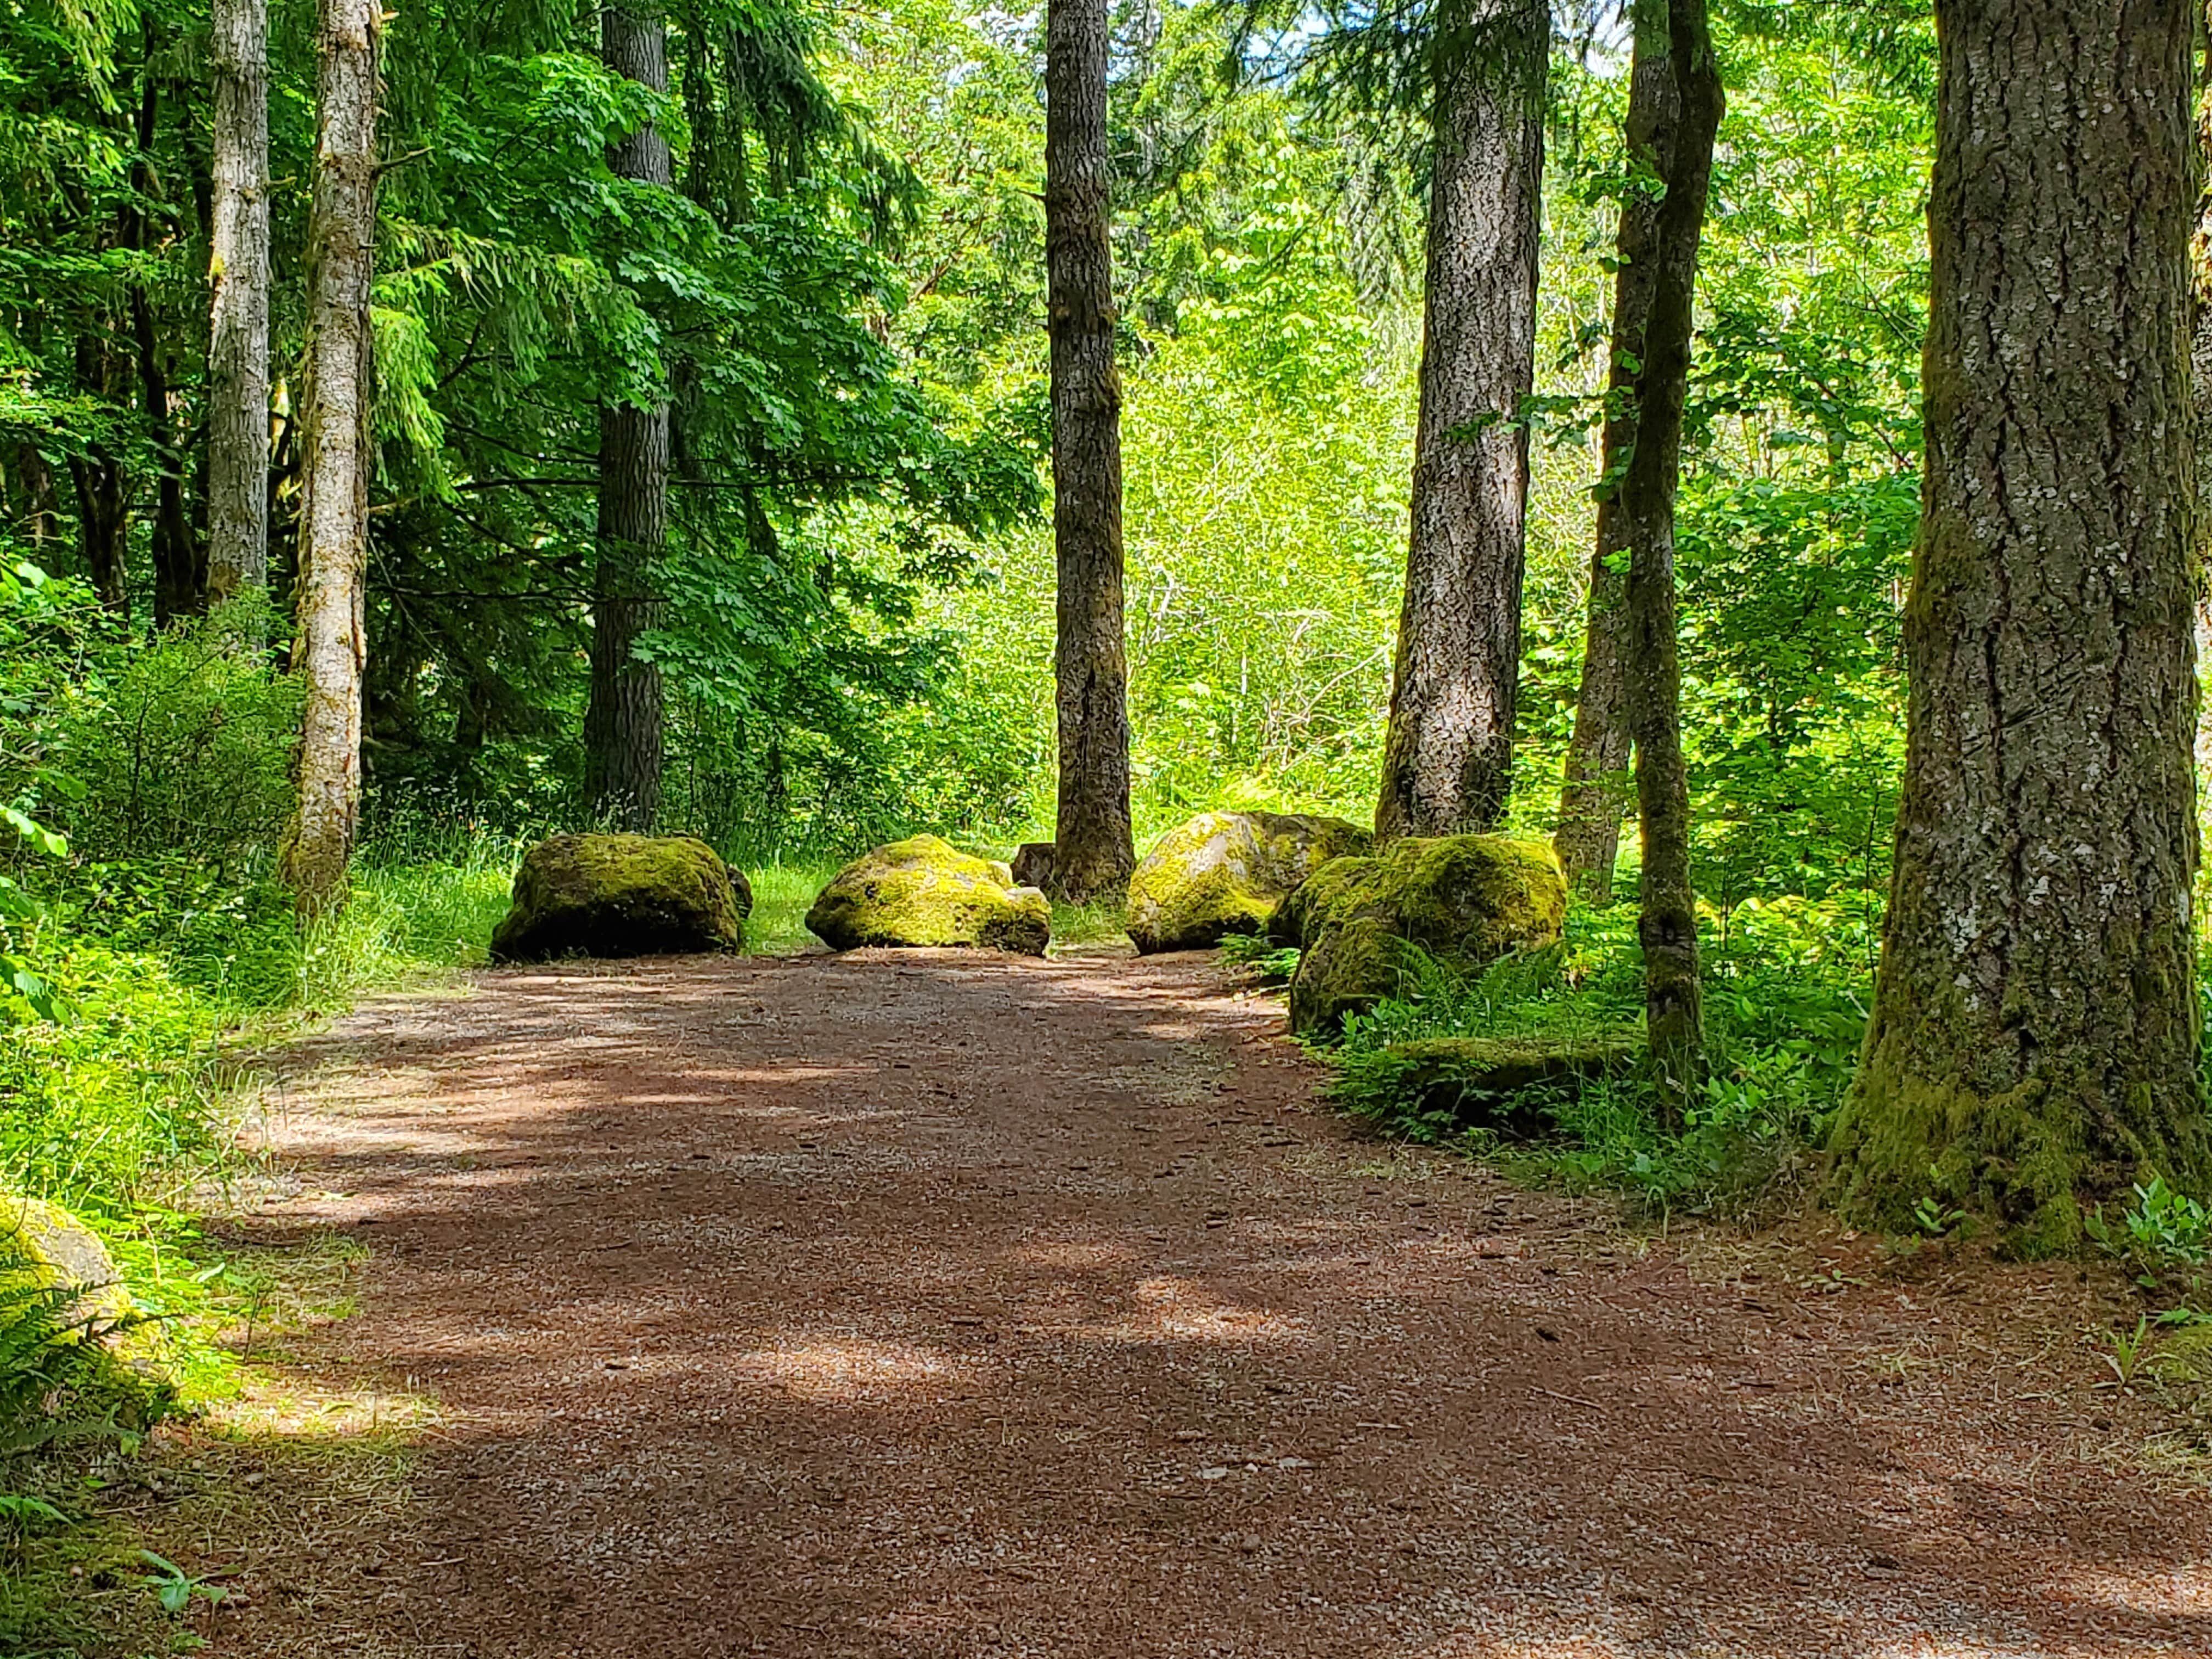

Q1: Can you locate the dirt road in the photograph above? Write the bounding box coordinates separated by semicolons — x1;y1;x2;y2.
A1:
211;950;2210;1657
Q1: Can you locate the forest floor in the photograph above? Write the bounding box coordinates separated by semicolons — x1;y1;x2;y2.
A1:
131;950;2212;1657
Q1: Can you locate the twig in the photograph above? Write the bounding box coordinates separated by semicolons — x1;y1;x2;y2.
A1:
1530;1385;1603;1410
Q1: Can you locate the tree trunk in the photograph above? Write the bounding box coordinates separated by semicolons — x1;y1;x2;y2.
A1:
281;0;380;915
6;442;58;554
1555;551;1630;898
207;0;272;614
69;334;128;612
1043;0;1136;901
1556;16;1685;902
1829;0;2209;1243
583;1;672;833
133;283;202;625
122;48;201;626
1613;0;1724;1119
1374;0;1546;842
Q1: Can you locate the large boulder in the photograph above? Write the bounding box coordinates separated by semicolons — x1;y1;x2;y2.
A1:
806;835;1051;956
1278;835;1567;1039
2;1195;172;1407
1126;811;1373;954
490;833;750;962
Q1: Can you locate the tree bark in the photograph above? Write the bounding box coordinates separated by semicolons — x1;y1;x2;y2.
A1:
1043;0;1136;901
1374;0;1547;842
68;334;128;612
122;47;202;626
207;0;272;615
1556;16;1683;901
6;442;58;554
1829;0;2209;1243
1555;553;1630;898
132;283;202;625
1612;0;1724;1118
281;0;380;915
583;1;673;833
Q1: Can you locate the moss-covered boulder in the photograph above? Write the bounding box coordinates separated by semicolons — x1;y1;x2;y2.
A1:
806;835;1051;955
490;833;750;962
2;1196;172;1409
0;1196;132;1334
1125;810;1374;954
1280;835;1568;1039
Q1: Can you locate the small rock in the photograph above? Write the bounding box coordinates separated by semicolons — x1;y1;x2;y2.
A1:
1195;1466;1229;1482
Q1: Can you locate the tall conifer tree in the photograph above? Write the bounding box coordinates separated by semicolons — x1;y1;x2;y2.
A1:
1374;0;1546;842
1831;0;2210;1239
1044;0;1136;900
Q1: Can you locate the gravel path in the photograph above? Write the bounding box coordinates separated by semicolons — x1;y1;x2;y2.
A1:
208;949;2211;1657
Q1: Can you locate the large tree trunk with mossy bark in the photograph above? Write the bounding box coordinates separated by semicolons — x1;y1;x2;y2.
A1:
1614;0;1722;1119
281;0;379;914
207;0;271;615
1554;552;1629;899
583;2;673;833
1829;0;2210;1245
1374;0;1545;843
1043;0;1135;902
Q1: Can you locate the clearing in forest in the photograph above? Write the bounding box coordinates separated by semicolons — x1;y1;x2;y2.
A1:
189;951;2209;1658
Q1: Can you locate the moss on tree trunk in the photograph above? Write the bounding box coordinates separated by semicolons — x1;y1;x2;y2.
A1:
1828;0;2210;1247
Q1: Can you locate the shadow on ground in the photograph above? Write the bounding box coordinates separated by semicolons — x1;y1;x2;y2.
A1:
123;951;2212;1658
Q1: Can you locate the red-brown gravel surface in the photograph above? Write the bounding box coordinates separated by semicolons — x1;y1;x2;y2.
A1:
204;949;2211;1657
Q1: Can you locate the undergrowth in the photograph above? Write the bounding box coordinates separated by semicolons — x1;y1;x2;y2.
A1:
1320;893;1879;1218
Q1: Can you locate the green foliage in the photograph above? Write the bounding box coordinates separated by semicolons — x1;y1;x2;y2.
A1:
52;601;300;865
2086;1177;2212;1279
1217;930;1301;984
134;1549;227;1615
1325;896;1877;1214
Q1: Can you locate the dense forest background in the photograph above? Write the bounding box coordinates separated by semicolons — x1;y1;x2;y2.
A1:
0;0;2095;1376
2;0;1926;862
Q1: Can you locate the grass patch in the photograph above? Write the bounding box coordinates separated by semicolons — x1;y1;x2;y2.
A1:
1048;896;1131;949
741;857;838;955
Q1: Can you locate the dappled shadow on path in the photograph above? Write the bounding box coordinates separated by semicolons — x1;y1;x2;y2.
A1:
201;951;2212;1659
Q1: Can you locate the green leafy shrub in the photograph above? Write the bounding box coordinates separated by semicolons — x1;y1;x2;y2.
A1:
52;602;300;867
2086;1177;2212;1278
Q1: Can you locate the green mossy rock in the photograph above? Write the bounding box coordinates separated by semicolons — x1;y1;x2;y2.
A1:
1280;835;1568;1039
1125;811;1373;954
490;833;750;962
806;834;1051;956
2;1195;173;1407
0;1195;132;1333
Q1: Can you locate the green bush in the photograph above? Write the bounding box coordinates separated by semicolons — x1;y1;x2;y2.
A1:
52;602;301;867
